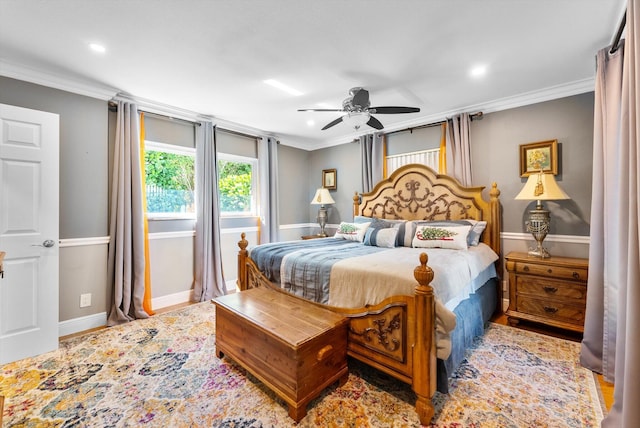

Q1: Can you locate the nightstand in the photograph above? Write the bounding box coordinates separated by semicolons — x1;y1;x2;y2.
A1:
301;234;326;240
505;251;588;333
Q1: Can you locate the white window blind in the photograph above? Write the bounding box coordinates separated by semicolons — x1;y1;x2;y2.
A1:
386;148;440;176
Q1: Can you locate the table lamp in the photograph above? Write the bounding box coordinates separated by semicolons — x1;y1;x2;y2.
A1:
515;171;570;258
310;188;335;237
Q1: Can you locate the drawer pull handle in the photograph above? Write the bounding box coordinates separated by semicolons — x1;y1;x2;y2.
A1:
317;345;333;362
547;269;553;274
543;306;559;313
523;266;530;272
543;286;558;293
573;272;580;279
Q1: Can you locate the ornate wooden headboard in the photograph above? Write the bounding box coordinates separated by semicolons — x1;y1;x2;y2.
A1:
353;164;501;255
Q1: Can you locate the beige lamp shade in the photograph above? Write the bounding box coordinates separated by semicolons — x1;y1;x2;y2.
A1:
311;188;335;205
515;172;570;201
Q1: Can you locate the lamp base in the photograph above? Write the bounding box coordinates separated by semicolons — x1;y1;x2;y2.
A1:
525;203;551;258
527;244;550;258
317;205;328;237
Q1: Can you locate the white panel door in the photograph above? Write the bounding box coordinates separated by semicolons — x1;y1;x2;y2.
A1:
0;103;59;364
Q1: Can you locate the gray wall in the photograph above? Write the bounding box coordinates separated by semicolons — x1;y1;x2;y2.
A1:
472;93;593;236
308;142;361;234
1;73;594;327
0;76;108;239
307;93;594;240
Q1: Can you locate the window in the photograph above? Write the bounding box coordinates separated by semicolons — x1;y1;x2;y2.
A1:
144;141;195;219
386;148;440;176
218;154;257;217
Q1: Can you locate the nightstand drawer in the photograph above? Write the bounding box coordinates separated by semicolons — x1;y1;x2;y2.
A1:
516;277;586;301
513;262;588;282
516;296;585;326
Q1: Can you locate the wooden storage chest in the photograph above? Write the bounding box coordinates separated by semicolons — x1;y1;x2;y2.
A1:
213;287;349;422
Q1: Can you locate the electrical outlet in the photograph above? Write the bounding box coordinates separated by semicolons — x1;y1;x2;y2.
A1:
80;293;92;308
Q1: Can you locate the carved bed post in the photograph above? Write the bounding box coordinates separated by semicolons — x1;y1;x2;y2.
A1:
237;233;249;291
412;252;436;425
489;182;503;311
353;191;360;218
489;182;501;257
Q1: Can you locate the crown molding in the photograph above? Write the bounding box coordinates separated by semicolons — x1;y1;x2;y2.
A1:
1;58;594;151
0;59;118;100
312;77;596;151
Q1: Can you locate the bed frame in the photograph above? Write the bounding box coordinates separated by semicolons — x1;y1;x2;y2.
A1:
236;164;501;424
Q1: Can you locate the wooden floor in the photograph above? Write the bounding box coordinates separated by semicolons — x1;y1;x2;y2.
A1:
492;313;614;412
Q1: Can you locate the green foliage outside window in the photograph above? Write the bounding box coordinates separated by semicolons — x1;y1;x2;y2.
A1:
145;151;195;213
218;159;252;213
144;150;254;215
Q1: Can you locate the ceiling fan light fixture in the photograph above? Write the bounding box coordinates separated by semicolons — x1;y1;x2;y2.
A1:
344;112;370;129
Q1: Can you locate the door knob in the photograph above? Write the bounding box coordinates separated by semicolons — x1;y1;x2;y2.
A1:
32;239;56;248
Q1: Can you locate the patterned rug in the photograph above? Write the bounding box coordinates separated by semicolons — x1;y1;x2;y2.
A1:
1;302;604;427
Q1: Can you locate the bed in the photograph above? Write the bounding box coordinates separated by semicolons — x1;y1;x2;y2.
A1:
236;164;501;425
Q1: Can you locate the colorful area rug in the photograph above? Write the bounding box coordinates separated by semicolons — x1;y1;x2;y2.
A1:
1;302;604;427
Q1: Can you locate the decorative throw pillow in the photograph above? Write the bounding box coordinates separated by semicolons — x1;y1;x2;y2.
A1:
466;220;487;246
334;222;370;242
364;226;398;248
412;220;487;246
412;225;471;250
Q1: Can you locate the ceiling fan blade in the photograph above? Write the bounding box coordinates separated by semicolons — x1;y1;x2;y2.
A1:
321;116;344;130
352;88;370;108
297;108;343;112
370;106;420;114
367;116;384;130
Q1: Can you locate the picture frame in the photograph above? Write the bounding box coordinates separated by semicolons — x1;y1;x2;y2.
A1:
519;139;558;177
322;168;337;190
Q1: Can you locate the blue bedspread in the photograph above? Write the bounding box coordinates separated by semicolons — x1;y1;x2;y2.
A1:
249;238;385;304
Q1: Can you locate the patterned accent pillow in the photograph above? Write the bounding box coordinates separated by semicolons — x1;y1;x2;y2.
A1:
363;226;398;248
409;220;487;246
334;222;370;242
411;225;471;250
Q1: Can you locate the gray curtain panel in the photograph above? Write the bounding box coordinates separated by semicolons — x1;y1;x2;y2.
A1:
447;113;473;186
107;101;148;326
193;122;227;301
580;2;640;425
258;136;279;243
360;133;384;193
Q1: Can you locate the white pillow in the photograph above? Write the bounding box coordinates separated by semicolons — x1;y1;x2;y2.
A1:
412;225;471;250
334;222;370;242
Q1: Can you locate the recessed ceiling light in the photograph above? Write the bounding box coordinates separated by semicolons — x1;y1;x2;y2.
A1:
306;120;315;126
89;43;106;53
470;65;487;77
263;79;303;96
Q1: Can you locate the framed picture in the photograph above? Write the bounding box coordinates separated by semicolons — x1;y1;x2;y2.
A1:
519;139;558;177
322;168;337;190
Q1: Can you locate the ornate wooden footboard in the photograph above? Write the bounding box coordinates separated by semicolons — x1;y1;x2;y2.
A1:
235;164;501;425
237;234;437;423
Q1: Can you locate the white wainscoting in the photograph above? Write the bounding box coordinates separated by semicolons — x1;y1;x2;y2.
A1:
58;228;589;336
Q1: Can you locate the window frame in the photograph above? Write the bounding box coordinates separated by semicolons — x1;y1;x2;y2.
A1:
144;140;196;220
217;153;259;218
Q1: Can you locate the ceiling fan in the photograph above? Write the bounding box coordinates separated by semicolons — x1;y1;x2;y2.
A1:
298;87;420;131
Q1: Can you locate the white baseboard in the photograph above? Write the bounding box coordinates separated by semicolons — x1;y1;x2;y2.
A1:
59;312;107;337
58;289;196;337
151;289;194;309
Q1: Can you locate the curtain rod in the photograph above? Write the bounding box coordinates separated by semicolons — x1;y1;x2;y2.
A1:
384;111;483;137
108;101;261;139
610;11;627;54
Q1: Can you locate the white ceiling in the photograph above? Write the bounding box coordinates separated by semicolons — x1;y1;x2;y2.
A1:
0;0;626;150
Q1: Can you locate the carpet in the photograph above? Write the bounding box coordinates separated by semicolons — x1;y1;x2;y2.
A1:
0;302;604;427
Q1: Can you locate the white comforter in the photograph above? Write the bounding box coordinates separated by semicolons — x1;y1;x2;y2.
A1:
328;244;498;359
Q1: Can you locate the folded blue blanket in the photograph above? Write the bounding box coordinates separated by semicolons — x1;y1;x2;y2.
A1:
249;238;384;303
